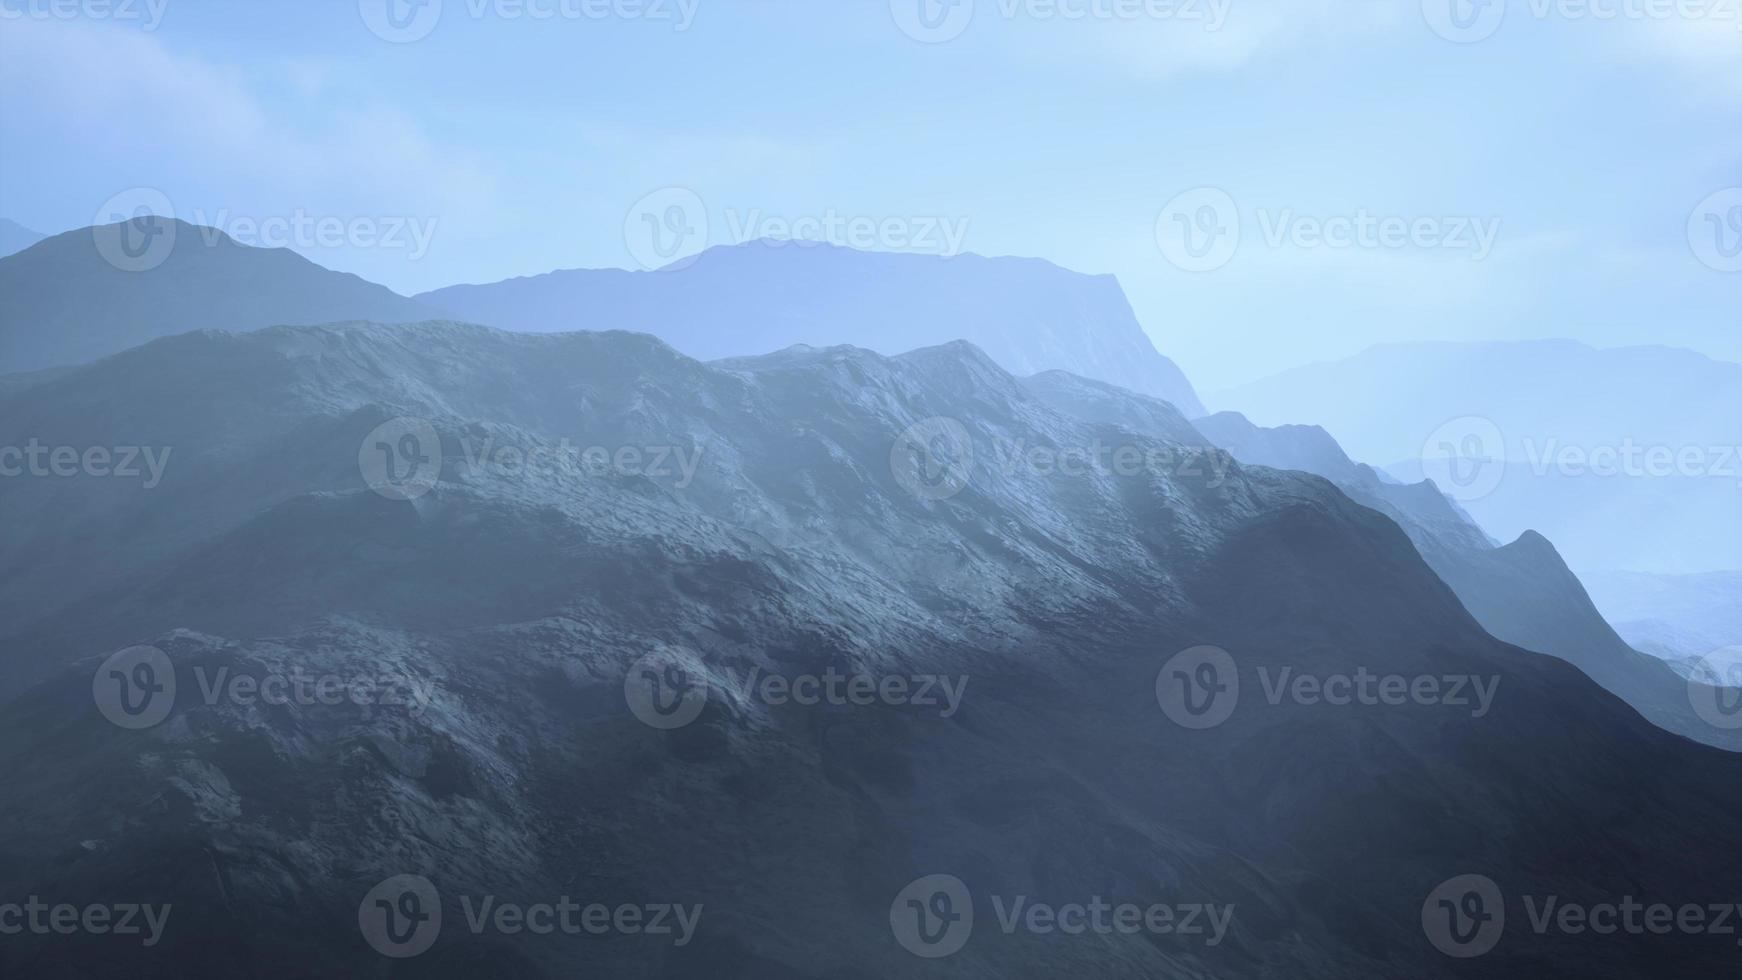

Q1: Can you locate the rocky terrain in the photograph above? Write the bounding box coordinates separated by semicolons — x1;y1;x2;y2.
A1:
1;323;1739;978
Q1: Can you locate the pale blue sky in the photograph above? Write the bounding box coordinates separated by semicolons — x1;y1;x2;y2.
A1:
2;0;1736;388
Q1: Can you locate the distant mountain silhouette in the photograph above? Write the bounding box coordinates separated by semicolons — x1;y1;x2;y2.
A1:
5;322;1742;977
1215;340;1742;574
1583;569;1742;662
1185;409;1738;752
0;217;45;258
0;218;437;373
418;240;1206;415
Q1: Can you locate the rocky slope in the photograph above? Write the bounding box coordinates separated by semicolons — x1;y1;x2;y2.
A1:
1;323;1739;978
1186;408;1740;753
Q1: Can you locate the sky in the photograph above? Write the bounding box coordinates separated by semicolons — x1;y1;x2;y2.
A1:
1;0;1736;390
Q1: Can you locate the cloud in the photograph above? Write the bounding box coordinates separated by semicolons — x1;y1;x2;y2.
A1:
0;19;500;223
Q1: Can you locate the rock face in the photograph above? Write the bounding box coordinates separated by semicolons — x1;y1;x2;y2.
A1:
0;218;437;373
1188;409;1741;753
417;240;1207;416
2;322;1740;978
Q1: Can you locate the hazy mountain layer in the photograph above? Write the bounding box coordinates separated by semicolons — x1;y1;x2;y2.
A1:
0;218;437;373
1186;409;1740;752
417;240;1206;416
1214;340;1742;574
1582;569;1742;662
0;217;45;258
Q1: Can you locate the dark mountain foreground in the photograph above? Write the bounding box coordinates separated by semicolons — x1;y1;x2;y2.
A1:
1;323;1738;978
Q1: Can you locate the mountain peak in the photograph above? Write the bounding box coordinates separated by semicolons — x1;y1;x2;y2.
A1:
418;242;1205;415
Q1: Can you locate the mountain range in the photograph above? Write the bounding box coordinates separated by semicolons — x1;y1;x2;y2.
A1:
0;218;436;374
1214;340;1742;575
1190;409;1736;752
2;321;1740;977
417;239;1206;416
1582;569;1742;663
